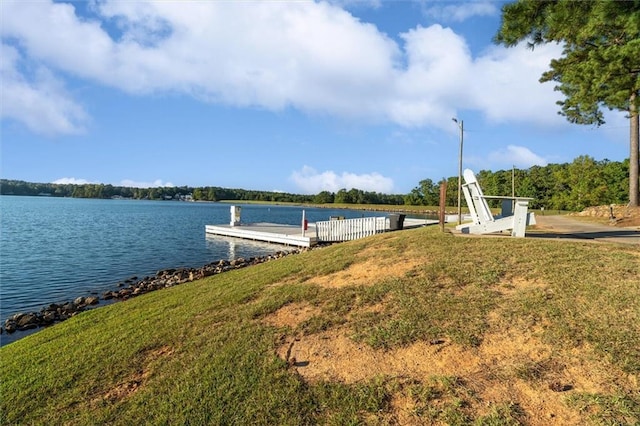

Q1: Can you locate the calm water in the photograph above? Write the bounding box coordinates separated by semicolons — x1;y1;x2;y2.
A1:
0;196;387;344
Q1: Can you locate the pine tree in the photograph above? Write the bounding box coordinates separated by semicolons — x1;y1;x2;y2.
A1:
495;0;640;206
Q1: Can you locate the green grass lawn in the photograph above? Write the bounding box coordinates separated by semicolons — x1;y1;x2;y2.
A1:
1;226;638;425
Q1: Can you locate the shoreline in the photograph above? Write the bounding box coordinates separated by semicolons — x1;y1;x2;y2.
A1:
217;200;448;216
0;201;453;346
1;244;328;345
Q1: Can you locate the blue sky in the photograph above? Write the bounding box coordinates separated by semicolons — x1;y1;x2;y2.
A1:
0;0;630;194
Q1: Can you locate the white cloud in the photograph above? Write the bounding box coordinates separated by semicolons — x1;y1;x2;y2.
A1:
424;1;498;22
52;177;95;185
291;166;394;194
120;179;175;188
396;25;565;128
488;145;549;168
391;24;470;127
470;43;565;125
1;0;564;135
0;43;88;136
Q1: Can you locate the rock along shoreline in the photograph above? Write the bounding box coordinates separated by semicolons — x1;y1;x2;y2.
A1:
2;245;325;337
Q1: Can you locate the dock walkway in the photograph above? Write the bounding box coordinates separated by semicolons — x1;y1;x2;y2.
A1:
205;223;318;248
205;217;436;248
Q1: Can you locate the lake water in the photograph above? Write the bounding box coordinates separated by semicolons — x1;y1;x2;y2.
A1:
0;196;390;344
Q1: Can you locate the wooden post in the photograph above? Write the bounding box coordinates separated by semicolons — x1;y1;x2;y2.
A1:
301;209;306;237
439;181;447;232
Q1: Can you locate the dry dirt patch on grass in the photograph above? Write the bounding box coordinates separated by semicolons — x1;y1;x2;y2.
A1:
305;257;423;289
91;345;174;405
96;370;150;404
275;320;634;425
277;330;470;383
263;302;322;329
496;277;549;296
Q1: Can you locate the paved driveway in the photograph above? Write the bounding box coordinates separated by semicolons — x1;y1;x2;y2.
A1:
530;215;640;245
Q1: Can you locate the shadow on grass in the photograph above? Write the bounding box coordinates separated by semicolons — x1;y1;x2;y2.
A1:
526;228;640;242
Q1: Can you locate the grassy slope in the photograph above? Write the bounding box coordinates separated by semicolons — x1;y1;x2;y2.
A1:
1;227;638;425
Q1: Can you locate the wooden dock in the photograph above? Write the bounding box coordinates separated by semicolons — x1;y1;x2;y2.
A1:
205;223;318;248
205;217;437;248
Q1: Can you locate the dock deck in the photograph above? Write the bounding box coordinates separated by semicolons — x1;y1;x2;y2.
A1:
205;223;318;248
205;217;437;248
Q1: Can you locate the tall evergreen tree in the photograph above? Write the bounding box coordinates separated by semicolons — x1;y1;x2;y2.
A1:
495;0;640;206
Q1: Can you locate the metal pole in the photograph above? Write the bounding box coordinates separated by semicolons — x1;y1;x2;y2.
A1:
457;120;464;225
512;165;516;212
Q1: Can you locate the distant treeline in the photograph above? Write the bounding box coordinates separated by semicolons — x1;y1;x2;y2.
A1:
0;156;630;211
0;179;404;205
0;181;310;203
406;156;630;211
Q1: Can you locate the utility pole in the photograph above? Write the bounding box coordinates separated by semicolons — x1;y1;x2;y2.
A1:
452;118;464;225
512;165;516;213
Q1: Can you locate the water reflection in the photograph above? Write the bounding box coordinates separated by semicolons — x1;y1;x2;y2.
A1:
204;234;293;261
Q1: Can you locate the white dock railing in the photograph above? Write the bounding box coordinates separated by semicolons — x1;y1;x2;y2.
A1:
315;217;389;242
